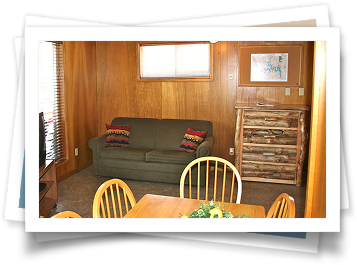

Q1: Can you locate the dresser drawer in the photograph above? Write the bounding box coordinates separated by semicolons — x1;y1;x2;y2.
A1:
242;146;297;164
243;110;299;128
244;110;300;119
243;128;298;145
241;162;296;181
241;171;296;181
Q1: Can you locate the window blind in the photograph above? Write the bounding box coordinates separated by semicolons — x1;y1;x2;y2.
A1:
39;41;66;164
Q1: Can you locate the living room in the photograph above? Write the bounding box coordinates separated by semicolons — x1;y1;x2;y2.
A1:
39;40;326;219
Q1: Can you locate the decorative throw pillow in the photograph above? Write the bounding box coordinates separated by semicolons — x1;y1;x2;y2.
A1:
105;124;131;148
178;128;208;154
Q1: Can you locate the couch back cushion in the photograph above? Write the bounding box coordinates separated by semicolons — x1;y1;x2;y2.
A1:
111;117;159;149
155;119;213;150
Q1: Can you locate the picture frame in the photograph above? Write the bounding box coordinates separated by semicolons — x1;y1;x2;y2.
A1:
238;45;302;87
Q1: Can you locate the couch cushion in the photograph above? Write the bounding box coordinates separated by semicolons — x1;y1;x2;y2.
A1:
105;124;131;148
178;127;208;154
100;147;153;161
145;150;195;164
111;117;159;149
155;119;213;150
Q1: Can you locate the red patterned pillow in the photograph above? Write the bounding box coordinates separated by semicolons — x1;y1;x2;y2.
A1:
105;124;131;148
178;128;208;154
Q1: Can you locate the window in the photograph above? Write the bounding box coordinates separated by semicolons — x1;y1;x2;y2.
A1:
139;42;212;80
39;41;67;164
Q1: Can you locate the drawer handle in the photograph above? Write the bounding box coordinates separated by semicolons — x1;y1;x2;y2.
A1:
264;135;276;138
263;153;275;156
265;118;277;121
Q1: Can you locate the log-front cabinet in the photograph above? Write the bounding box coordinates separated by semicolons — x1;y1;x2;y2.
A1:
234;104;309;186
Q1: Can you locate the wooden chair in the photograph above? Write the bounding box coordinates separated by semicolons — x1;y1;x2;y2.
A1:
92;179;136;218
180;156;242;204
266;193;296;218
51;211;82;218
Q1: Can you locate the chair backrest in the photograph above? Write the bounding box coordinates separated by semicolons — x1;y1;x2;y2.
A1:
266;193;296;218
180;156;242;204
92;179;136;218
51;211;82;218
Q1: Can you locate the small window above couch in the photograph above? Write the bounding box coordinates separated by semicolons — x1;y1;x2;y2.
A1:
138;42;213;81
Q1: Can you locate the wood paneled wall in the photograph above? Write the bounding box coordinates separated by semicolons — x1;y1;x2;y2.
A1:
56;41;97;182
96;41;239;162
57;40;314;181
96;41;314;163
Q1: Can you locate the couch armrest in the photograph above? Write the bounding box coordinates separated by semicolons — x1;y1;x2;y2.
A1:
196;136;215;158
88;134;107;175
88;134;107;154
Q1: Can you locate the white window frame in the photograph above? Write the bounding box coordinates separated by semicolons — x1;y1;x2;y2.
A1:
138;42;213;81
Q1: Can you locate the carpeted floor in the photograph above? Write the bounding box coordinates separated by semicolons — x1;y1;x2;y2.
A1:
49;165;306;218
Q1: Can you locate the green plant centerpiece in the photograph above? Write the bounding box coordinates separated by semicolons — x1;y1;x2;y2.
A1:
181;200;249;218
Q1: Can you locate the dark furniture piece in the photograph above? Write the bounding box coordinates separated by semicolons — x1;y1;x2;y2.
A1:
89;117;215;184
39;159;57;217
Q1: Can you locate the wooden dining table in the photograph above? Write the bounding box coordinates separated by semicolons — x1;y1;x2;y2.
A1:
124;194;266;218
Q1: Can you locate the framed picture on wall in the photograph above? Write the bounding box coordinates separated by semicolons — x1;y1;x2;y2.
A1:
239;45;302;87
250;53;288;82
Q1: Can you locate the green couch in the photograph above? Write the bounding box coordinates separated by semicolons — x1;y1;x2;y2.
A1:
88;117;214;184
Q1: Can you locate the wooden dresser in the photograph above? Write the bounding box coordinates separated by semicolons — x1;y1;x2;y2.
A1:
234;104;309;186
